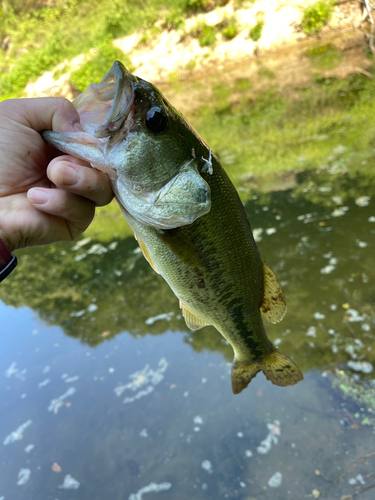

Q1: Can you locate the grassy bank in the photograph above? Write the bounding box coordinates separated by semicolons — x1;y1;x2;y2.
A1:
0;0;339;100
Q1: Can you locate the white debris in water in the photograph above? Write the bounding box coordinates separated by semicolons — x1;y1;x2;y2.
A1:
48;387;76;414
183;391;189;398
17;468;31;486
38;378;50;388
61;474;80;490
362;323;371;332
3;420;32;445
328;329;335;335
347;361;373;374
201;377;207;384
72;237;91;251
314;312;325;320
252;228;263;242
87;243;108;255
24;444;34;453
145;312;174;325
237;432;244;438
274;338;282;346
114;358;168;405
43;365;50;374
355;196;370;207
87;304;98;313
129;482;172;500
257;420;280;455
65;376;79;383
245;450;253;458
5;362;27;381
109;367;115;373
268;472;282;488
331;206;349;217
239;481;246;488
330;304;337;311
70;309;86;318
193;416;203;425
139;429;148;438
349;474;365;485
346;309;365;322
356;239;368;248
332;196;343;204
266;227;276;235
306;327;317;338
194;427;200;432
320;264;335;274
369;216;375;222
74;253;87;262
201;460;213;472
108;241;118;250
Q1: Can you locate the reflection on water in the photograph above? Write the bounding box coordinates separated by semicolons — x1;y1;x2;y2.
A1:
1;44;375;500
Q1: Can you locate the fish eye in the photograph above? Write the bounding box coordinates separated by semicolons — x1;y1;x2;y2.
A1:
144;107;168;133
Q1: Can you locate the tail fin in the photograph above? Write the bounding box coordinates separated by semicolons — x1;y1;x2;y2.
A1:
231;348;303;394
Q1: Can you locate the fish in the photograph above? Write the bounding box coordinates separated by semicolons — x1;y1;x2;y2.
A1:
43;61;303;394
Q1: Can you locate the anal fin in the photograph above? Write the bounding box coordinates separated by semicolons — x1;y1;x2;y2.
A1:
261;261;287;324
180;301;210;331
134;235;159;274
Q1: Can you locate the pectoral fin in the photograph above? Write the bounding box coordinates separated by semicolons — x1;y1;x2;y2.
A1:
231;348;303;394
134;235;159;274
261;261;287;324
180;301;210;331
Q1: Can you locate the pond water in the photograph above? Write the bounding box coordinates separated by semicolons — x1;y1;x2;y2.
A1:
1;42;375;500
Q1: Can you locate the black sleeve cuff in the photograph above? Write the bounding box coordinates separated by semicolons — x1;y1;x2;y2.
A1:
0;253;17;283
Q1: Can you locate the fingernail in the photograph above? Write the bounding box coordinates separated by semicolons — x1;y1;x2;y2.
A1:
59;164;79;186
28;188;48;205
73;121;84;132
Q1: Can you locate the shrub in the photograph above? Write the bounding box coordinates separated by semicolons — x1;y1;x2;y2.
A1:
301;1;334;36
249;20;264;42
199;24;217;47
221;17;239;40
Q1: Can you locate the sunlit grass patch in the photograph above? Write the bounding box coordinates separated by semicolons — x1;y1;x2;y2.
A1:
300;0;335;36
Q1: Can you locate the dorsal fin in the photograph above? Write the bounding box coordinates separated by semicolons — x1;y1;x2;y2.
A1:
180;301;210;331
134;235;159;274
260;261;287;324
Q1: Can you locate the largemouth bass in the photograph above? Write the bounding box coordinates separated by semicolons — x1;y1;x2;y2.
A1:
43;61;303;394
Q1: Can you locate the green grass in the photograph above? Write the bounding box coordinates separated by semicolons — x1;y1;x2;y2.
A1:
0;0;190;100
249;19;264;42
184;70;375;198
300;0;335;36
220;16;239;40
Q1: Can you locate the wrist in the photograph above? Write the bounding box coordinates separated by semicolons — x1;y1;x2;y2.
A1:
0;238;17;282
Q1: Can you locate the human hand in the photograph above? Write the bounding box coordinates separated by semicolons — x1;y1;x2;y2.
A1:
0;97;114;252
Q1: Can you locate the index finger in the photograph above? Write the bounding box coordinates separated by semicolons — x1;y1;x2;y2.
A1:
0;97;81;133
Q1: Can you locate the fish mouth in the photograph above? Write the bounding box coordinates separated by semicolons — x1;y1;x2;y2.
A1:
74;60;136;140
42;61;137;179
